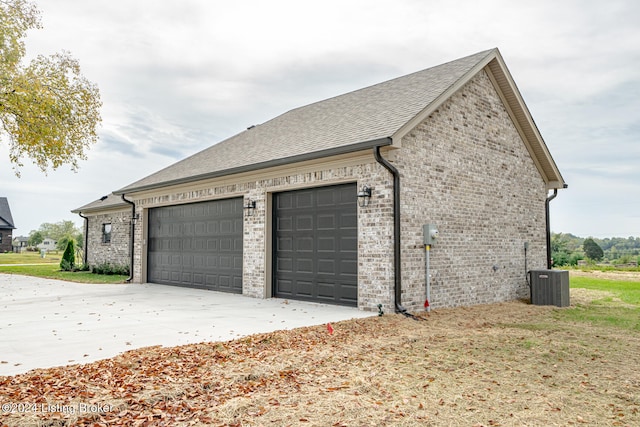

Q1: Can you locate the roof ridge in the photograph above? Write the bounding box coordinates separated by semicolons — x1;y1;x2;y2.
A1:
279;48;497;118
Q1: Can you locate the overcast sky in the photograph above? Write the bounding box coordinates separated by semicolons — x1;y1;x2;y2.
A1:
2;0;639;239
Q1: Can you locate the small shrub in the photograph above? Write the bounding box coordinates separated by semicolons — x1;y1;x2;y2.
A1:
91;262;130;276
60;240;75;271
76;263;91;272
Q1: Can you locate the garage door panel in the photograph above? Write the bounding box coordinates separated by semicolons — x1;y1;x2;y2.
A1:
340;235;357;252
194;238;205;251
295;280;314;297
148;198;243;293
181;254;192;266
295;215;313;231
340;212;357;228
277;279;293;295
220;219;233;233
317;214;335;230
295;192;313;208
219;275;232;289
207;239;218;251
340;284;358;303
318;236;335;252
207;222;219;234
206;256;218;268
341;259;358;276
317;282;336;299
193;273;204;285
277;236;292;252
318;259;335;274
274;183;357;307
220;238;232;251
277;193;293;209
298;237;313;252
296;258;313;273
277;257;293;273
277;217;293;231
219;255;232;268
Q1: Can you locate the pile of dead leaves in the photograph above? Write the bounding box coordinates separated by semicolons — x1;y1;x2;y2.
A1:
1;296;639;426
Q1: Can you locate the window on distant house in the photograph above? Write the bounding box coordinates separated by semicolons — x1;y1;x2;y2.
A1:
102;223;112;243
0;233;3;244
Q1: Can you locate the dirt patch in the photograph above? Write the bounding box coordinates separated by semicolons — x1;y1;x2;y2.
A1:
1;291;639;426
570;269;640;282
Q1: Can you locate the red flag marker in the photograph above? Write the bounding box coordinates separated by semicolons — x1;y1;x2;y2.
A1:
327;323;334;335
424;299;430;308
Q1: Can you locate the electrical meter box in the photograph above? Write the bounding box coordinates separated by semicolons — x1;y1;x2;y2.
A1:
423;224;439;245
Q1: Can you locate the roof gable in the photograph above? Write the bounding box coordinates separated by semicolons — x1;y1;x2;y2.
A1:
114;48;564;194
0;197;15;229
391;49;564;189
71;193;129;214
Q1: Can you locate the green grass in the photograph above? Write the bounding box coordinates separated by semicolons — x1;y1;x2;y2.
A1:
570;275;640;305
556;274;640;331
0;264;127;284
0;251;61;264
555;305;640;331
0;251;127;283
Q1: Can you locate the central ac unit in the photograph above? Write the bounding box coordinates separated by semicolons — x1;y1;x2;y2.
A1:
530;270;569;307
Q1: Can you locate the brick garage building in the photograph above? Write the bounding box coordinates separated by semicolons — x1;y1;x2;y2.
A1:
72;195;132;267
73;49;565;312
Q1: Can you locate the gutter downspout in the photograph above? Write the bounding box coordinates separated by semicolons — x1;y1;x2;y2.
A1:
78;212;89;265
373;145;407;314
121;194;135;283
545;189;558;270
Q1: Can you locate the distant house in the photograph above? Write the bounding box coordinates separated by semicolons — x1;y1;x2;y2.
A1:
74;49;565;312
12;236;29;253
71;194;131;266
37;238;58;252
0;197;16;253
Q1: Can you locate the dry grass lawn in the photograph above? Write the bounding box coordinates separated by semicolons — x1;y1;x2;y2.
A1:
1;289;639;426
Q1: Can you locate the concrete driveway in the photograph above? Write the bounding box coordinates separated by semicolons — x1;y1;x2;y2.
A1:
0;274;372;376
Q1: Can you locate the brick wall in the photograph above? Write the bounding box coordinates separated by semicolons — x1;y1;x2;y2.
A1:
395;70;547;311
86;210;131;268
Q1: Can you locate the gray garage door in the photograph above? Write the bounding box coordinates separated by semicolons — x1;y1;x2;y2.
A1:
147;198;243;293
273;183;358;306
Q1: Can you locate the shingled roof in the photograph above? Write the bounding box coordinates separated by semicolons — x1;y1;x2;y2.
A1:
0;197;15;229
71;193;129;214
114;48;564;194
